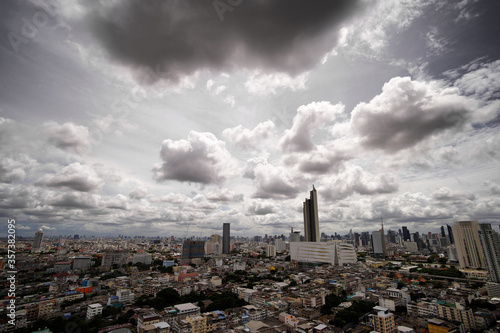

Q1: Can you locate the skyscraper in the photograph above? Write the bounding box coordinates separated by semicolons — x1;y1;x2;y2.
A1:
402;226;410;242
452;221;486;269
223;223;230;254
478;223;500;283
440;226;446;238
303;185;319;242
446;224;454;244
32;228;44;252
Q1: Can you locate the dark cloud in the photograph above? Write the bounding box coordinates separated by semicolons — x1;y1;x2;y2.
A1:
246;200;278;216
351;77;470;152
49;192;100;209
153;131;238;184
87;0;360;83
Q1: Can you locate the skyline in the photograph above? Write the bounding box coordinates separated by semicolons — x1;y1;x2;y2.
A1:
1;0;500;237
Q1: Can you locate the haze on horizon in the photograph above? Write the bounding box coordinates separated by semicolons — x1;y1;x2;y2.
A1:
0;0;499;237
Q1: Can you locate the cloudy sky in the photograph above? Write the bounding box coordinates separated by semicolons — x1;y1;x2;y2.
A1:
1;0;499;238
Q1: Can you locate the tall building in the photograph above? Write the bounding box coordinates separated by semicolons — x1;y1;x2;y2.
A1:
222;223;230;254
372;230;386;258
478;223;500;283
32;228;44;252
210;234;221;243
371;307;396;333
289;228;301;242
402;226;410;242
440;226;446;238
452;221;486;269
303;185;319;242
446;224;454;244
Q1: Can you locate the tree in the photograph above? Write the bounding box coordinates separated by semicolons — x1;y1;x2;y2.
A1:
157;287;180;306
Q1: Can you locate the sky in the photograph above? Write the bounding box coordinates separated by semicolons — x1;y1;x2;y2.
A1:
0;0;499;238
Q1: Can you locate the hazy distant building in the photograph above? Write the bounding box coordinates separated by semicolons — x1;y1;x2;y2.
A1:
402;226;410;242
72;256;92;270
32;228;44;252
303;185;319;242
372;230;386;258
210;234;221;243
452;221;486;269
223;223;230;254
133;253;152;265
289;228;301;242
266;244;277;257
478;223;500;283
275;239;286;252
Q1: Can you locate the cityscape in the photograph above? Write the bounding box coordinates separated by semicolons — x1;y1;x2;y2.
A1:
1;0;500;333
2;185;500;333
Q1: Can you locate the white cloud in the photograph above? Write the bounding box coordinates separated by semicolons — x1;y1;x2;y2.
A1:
245;71;309;95
45;122;91;155
153;131;239;184
223;120;275;150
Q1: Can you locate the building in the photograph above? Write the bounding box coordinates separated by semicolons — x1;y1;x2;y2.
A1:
223;223;230;254
102;249;129;268
289;228;301;242
427;318;460;333
185;315;207;333
72;256;92;270
266;244;277;257
117;289;135;303
303;186;320;242
402;226;410;242
275;239;286;252
290;241;356;265
181;240;205;260
372;230;386;258
133;253;152;265
174;303;201;321
32;228;44;252
209;234;221;243
478;223;500;283
371;307;396;333
452;221;486;269
86;303;103;320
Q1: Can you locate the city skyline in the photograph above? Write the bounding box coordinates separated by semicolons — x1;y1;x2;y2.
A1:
1;1;500;237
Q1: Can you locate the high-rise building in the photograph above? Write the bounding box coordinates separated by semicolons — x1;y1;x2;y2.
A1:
440;226;446;238
210;234;221;243
372;230;386;258
222;223;230;254
446;224;454;244
32;228;44;252
478;223;500;283
289;228;301;242
303;185;319;242
402;226;410;242
452;221;486;269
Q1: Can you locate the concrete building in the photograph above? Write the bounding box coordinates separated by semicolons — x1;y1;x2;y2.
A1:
86;303;103;320
478;223;500;282
181;240;205;260
117;289;135;303
133;253;152;265
303;186;320;242
372;229;387;258
290;241;356;265
72;256;92;270
452;220;486;269
289;228;301;242
371;307;396;333
266;244;277;257
223;223;230;254
275;239;286;252
32;228;44;252
102;249;129;268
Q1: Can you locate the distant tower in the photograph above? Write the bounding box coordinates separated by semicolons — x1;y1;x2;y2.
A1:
223;223;230;254
453;221;486;269
303;185;320;242
402;226;410;242
440;226;446;238
33;228;44;252
446;224;454;244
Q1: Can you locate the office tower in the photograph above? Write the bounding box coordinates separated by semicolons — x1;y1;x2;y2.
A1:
478;223;500;283
223;223;230;254
452;221;486;269
440;226;446;238
402;226;410;242
32;228;44;252
303;185;319;242
360;232;370;246
446;224;454;244
372;230;386;258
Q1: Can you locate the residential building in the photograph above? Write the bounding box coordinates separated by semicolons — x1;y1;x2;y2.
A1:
478;223;500;282
86;303;103;320
371;307;396;333
303;185;320;242
452;221;486;269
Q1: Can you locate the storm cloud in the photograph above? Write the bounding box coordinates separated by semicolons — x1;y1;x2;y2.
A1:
87;0;360;83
